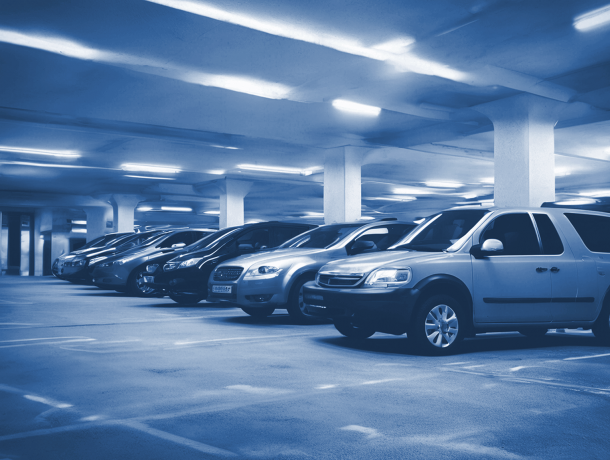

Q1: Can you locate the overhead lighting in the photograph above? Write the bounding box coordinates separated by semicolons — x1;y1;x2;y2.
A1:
121;164;181;174
359;216;375;220
462;194;478;199
424;181;464;188
161;206;192;212
245;220;262;224
366;196;416;202
125;175;176;180
393;186;434;196
207;170;226;175
332;99;381;117
71;220;87;225
555;167;572;177
0;146;81;158
137;206;154;212
580;189;610;197
372;37;415;54
204;211;220;215
237;164;316;176
0;29;103;60
480;177;494;184
574;5;610;31
555;198;597;206
72;228;87;233
0;160;98;169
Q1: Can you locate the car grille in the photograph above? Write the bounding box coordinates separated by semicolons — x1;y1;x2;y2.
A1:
317;273;364;288
213;266;244;281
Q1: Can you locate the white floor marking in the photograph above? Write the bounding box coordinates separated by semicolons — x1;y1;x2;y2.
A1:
462;365;486;369
0;338;95;348
316;384;338;389
444;362;468;365
80;415;102;421
0;322;41;326
0;336;90;343
509;366;528;372
174;333;311;346
564;352;610;361
23;395;73;408
340;425;381;439
375;363;411;367
225;385;292;395
361;378;402;385
117;420;238;457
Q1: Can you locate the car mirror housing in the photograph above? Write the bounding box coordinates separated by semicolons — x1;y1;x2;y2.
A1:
350;240;375;255
470;239;504;258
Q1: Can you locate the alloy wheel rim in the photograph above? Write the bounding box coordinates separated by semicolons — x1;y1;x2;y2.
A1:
298;285;306;313
424;304;459;348
136;272;154;294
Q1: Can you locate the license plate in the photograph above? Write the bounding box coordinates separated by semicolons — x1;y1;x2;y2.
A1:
212;285;232;294
143;276;154;283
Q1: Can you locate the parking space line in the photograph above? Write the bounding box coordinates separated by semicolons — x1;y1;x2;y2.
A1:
173;333;315;346
564;353;610;361
0;336;90;343
24;395;73;409
0;338;95;348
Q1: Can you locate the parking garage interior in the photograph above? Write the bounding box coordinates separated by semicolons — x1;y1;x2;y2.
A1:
1;0;610;458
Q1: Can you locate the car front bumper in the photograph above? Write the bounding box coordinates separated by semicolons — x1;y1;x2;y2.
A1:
207;276;288;308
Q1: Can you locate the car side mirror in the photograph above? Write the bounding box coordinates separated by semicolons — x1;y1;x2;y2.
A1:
238;243;255;254
471;239;504;258
171;243;186;248
350;240;375;255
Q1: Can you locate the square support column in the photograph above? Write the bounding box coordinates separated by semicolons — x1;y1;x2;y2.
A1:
324;146;366;224
84;206;113;242
475;94;566;207
111;195;143;233
214;179;253;229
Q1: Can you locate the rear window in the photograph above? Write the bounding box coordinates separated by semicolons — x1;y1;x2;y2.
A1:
533;214;564;255
564;213;610;253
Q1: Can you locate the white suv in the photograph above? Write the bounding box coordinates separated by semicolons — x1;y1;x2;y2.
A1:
303;207;610;355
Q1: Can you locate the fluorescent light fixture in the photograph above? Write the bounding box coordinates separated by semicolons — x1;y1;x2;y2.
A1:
204;211;220;215
414;218;425;224
580;189;610;197
237;164;314;176
137;206;154;211
462;194;478;199
0;146;80;158
0;161;99;169
121;164;181;174
424;181;464;188
393;186;434;196
207;170;226;175
161;206;192;212
555;198;597;206
366;196;416;202
480;177;494;184
372;37;415;54
332;99;381;117
71;220;87;225
359;216;375;220
0;29;103;60
574;5;610;31
125;175;176;180
72;228;87;233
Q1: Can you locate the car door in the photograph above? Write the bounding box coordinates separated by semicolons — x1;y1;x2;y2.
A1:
472;212;553;323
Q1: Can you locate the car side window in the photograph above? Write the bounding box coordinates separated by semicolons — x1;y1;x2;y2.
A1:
355;224;415;251
480;213;541;256
237;228;270;251
158;232;190;248
564;213;610;253
272;226;309;247
533;214;564;255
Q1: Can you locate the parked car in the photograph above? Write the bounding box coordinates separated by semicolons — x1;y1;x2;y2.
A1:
146;222;317;304
303;206;610;355
90;230;213;295
207;220;416;321
59;230;170;283
52;232;133;280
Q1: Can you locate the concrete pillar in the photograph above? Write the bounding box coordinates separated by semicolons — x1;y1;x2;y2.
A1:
84;206;112;242
214;179;253;229
111;195;142;233
475;94;565;207
35;208;53;276
324;146;366;224
51;209;70;264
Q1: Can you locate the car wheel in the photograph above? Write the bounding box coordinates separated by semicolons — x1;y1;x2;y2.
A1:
241;306;275;317
334;316;375;339
286;276;315;323
592;303;610;344
168;292;203;304
518;328;548;338
410;294;464;355
127;268;157;297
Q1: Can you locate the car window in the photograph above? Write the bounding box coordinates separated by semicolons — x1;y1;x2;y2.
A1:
481;213;540;256
533;214;564;255
237;228;270;250
564;213;610;253
158;232;191;248
279;224;362;249
353;224;415;251
392;210;489;252
272;226;311;247
186;227;240;251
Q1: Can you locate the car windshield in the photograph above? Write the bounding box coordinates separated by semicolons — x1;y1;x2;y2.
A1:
116;231;165;250
186;227;240;251
390;209;490;252
279;224;363;249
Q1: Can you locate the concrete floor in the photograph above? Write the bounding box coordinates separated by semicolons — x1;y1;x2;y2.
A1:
1;277;609;459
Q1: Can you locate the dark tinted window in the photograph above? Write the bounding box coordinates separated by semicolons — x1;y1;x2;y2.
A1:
237;228;270;250
273;226;311;246
533;214;564;255
481;213;540;256
186;227;239;251
565;213;610;253
280;224;362;249
158;232;192;248
354;224;416;251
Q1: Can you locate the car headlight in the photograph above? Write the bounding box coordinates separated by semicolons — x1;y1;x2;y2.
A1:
364;268;412;287
74;259;86;266
89;256;108;266
244;265;282;280
178;257;203;269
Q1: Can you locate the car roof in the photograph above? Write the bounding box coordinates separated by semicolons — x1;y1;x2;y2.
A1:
446;205;610;217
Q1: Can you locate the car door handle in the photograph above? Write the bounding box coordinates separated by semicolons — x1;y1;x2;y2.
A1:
536;267;548;273
550;267;560;273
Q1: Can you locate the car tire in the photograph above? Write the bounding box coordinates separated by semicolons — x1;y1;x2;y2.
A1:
241;306;275;317
127;267;158;297
286;275;315;323
592;302;610;344
518;328;548;338
334;316;375;339
169;292;203;304
409;294;465;355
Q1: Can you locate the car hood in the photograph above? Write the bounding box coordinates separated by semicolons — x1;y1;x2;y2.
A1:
220;248;328;268
319;250;449;274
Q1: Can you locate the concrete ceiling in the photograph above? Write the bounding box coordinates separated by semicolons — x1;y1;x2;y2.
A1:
1;0;609;226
